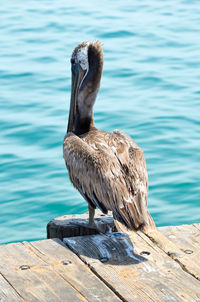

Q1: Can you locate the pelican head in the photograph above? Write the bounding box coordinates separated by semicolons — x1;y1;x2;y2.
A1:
67;41;104;135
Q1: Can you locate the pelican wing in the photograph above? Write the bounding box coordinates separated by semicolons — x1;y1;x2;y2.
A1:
63;130;151;230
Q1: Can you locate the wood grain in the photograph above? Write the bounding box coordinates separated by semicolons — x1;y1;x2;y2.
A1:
25;239;121;302
143;226;200;281
0;273;24;302
47;210;115;240
64;232;200;302
0;240;121;302
1;214;200;302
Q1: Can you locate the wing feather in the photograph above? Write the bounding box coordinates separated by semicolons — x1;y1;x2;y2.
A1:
63;130;154;231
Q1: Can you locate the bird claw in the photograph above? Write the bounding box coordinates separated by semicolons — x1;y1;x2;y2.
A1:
88;221;96;228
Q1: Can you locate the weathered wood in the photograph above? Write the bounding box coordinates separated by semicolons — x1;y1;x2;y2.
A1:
0;242;86;302
0;240;120;302
160;224;200;280
64;232;200;302
193;223;200;231
47;211;200;282
143;226;200;281
0;273;24;302
24;239;121;302
47;212;200;279
47;210;115;240
1;213;200;302
158;224;200;257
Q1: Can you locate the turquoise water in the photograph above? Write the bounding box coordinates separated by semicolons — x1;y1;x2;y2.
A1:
1;1;200;244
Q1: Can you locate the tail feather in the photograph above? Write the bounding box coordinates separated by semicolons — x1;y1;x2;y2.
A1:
113;210;156;235
113;217;130;233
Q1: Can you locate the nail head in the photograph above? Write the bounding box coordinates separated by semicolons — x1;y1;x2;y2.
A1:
184;250;193;254
20;265;30;270
62;260;72;265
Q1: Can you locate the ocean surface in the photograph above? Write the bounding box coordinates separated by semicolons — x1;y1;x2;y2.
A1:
1;0;200;244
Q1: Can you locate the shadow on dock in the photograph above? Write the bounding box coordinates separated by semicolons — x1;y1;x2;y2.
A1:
62;233;148;266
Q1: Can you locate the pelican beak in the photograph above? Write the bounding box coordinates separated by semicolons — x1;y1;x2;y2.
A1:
67;63;86;133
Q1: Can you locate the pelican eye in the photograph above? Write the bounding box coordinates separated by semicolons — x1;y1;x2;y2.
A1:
71;58;75;65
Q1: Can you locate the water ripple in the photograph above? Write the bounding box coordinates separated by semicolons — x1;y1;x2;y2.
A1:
0;0;200;243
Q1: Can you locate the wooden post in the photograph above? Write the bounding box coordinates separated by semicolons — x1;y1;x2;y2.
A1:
47;210;116;240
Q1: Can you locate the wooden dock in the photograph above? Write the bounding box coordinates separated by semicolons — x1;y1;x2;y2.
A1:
1;211;200;302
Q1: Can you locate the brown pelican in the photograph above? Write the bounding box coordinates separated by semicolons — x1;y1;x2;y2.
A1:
63;41;155;233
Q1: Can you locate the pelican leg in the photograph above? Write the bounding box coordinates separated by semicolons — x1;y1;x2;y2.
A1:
88;205;95;225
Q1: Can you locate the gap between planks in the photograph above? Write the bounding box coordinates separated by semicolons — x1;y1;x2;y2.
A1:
0;271;25;302
48;212;200;284
63;223;200;302
142;224;200;281
22;241;91;302
0;239;122;302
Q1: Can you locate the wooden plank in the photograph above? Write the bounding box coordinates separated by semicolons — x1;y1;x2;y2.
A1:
64;232;200;302
0;241;91;302
47;210;115;240
193;223;200;231
0;273;24;302
158;224;200;280
159;224;200;255
143;227;200;281
23;239;122;302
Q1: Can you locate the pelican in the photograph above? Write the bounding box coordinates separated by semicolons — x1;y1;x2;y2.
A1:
63;41;155;233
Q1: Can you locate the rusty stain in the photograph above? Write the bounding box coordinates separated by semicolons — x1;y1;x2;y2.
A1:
78;294;87;301
120;269;137;279
194;235;200;243
31;266;50;274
